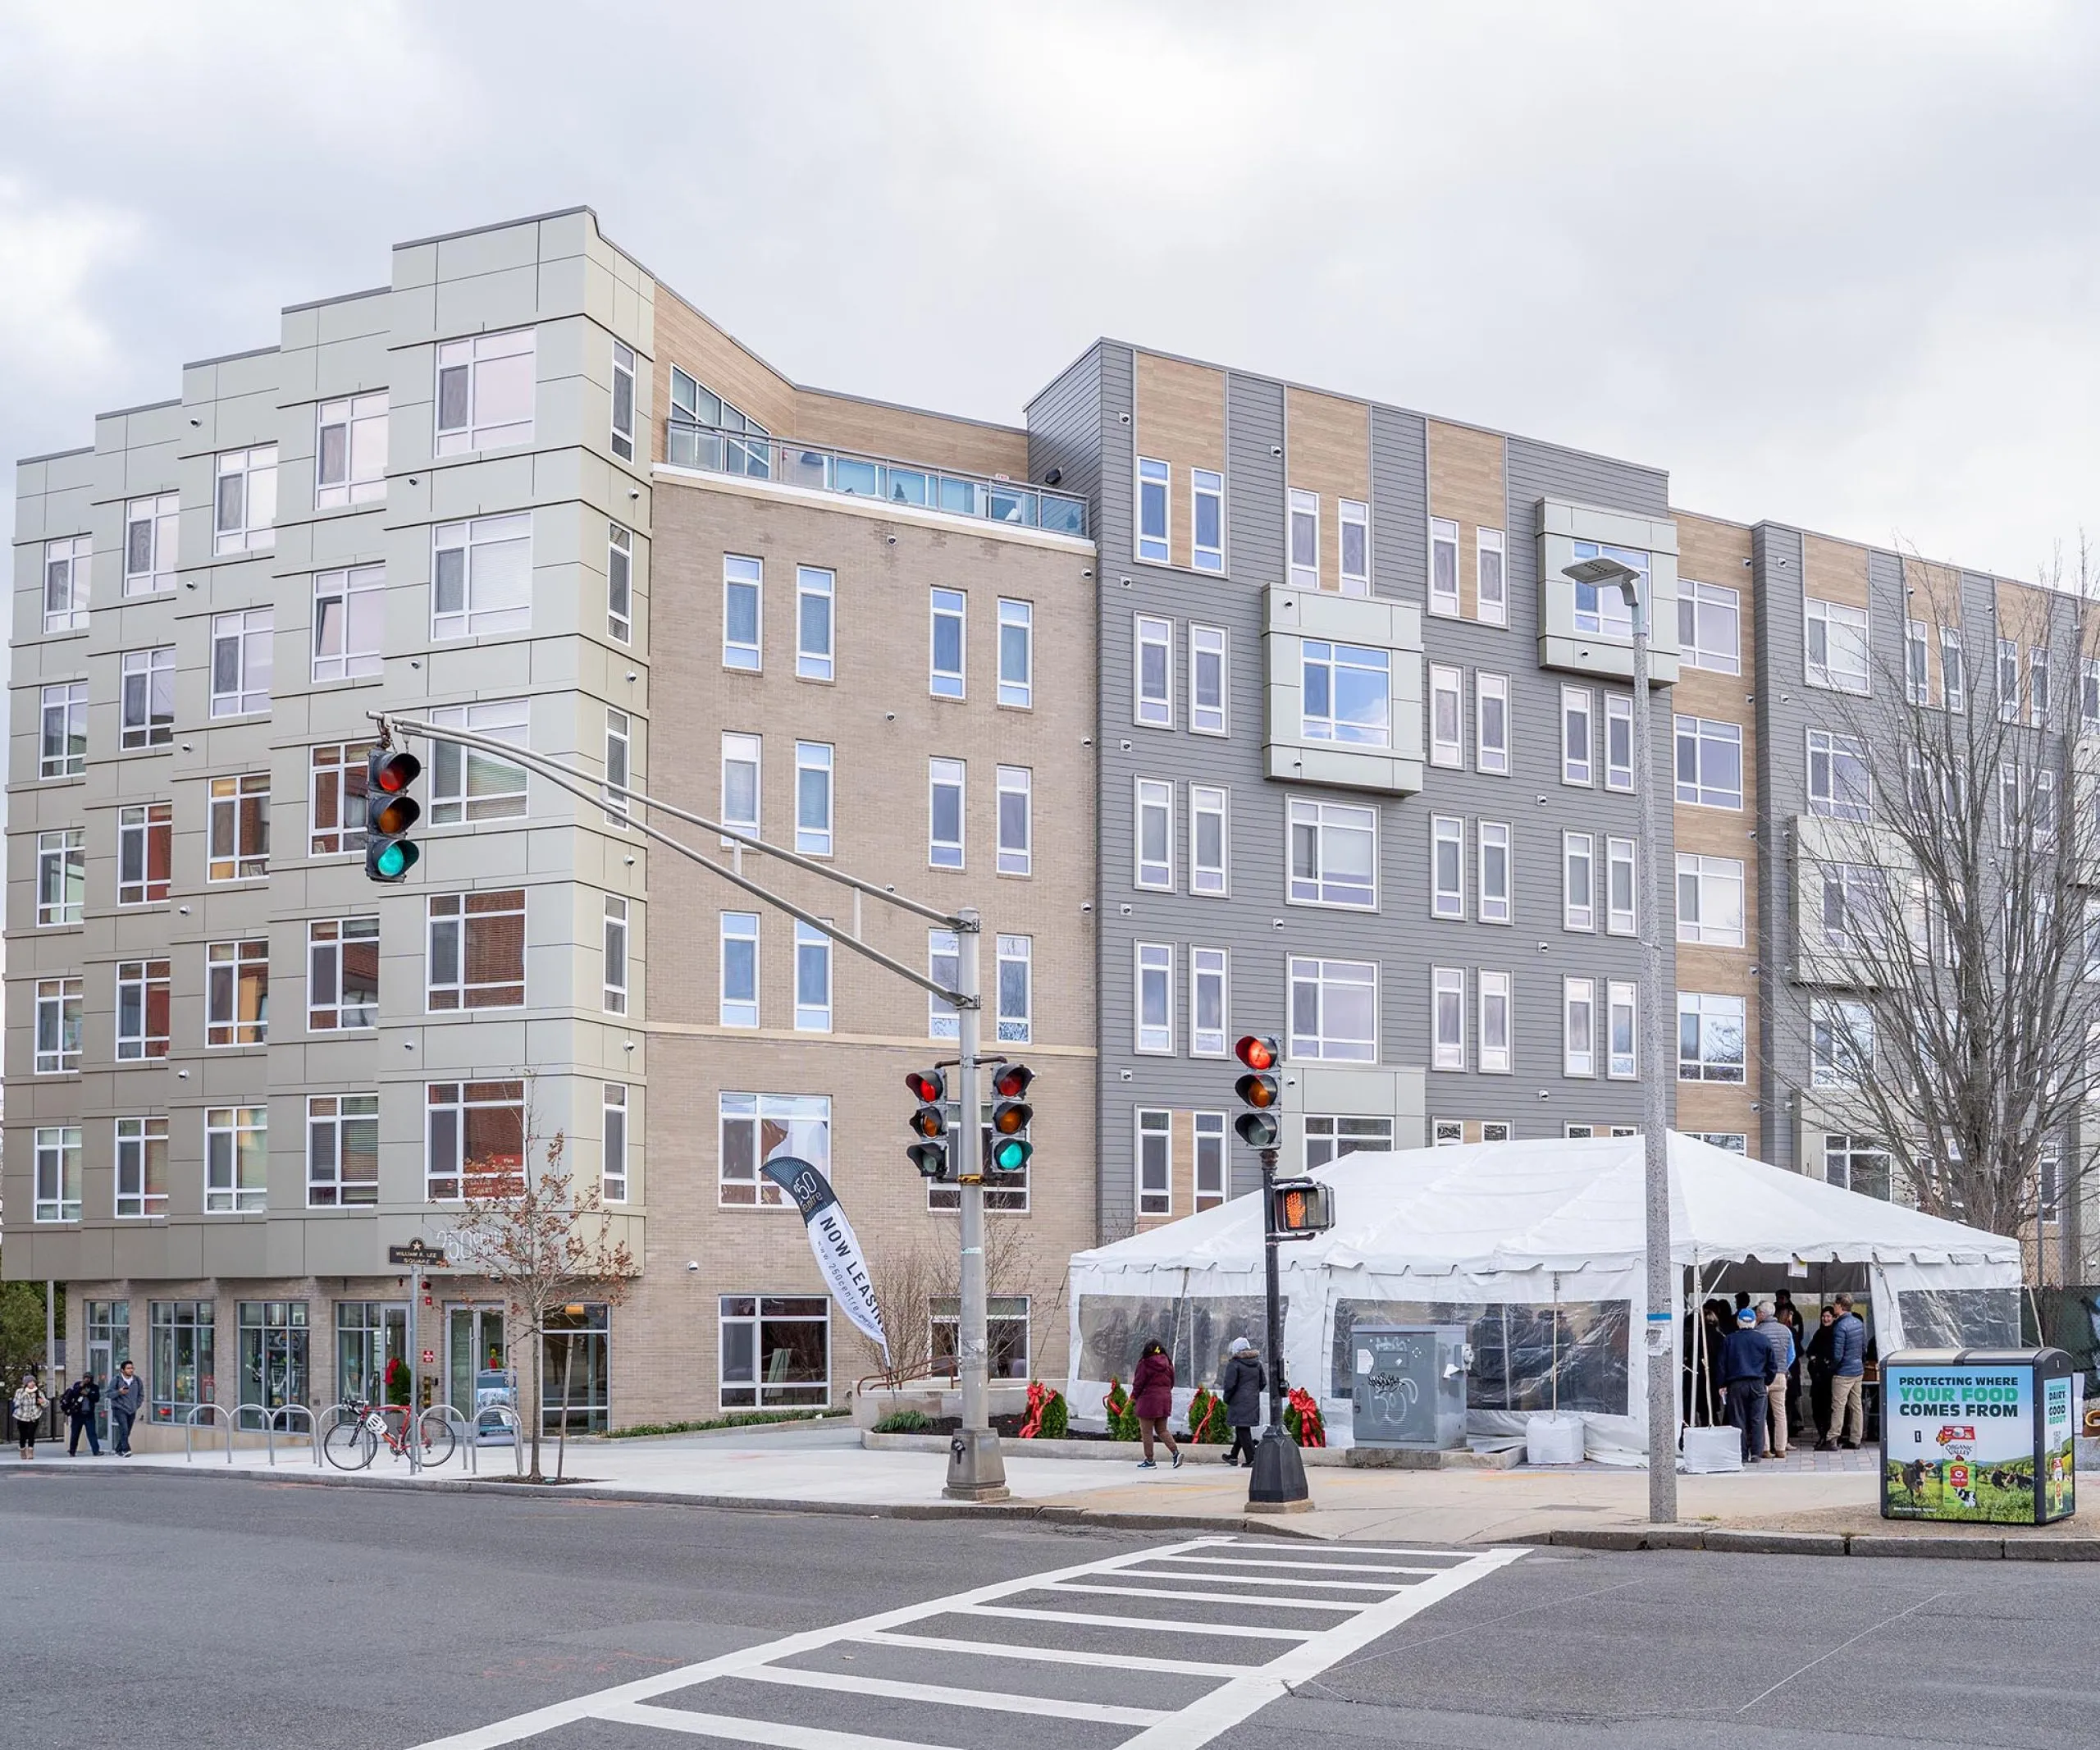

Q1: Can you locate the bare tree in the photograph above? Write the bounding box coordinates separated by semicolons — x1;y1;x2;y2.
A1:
848;1215;1061;1393
1796;541;2100;1279
445;1111;636;1481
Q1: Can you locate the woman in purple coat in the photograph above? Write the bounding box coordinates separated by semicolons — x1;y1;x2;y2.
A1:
1131;1339;1182;1469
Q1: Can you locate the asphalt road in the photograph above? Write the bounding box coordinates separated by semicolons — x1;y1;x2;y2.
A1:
1;1468;2091;1749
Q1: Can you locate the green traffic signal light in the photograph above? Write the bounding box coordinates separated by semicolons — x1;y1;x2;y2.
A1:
371;838;420;880
988;1135;1033;1173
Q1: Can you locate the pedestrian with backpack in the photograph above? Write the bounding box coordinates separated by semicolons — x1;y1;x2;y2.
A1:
62;1371;103;1456
12;1373;49;1460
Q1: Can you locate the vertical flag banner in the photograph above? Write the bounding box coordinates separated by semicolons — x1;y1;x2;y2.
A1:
761;1155;889;1364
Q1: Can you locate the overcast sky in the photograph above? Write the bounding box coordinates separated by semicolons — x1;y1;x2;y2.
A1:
4;1;2098;578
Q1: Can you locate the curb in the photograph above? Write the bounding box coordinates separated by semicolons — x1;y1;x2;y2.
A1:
1526;1524;2100;1559
17;1460;1323;1541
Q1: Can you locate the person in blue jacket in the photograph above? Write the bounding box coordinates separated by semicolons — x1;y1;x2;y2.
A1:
1817;1292;1868;1450
1719;1307;1777;1462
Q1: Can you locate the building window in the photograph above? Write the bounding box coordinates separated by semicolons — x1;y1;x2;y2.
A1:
1189;624;1229;735
1563;831;1596;932
1678;991;1747;1082
40;681;87;779
602;1083;629;1203
1810;998;1874;1089
1288;797;1376;908
1807;728;1871;822
1339;499;1369;595
205;939;268;1046
1192;470;1224;573
1606;836;1637;937
723;555;762;670
930;587;966;698
1942;626;1965;713
43;533;90;633
116;1116;170;1218
1135;942;1174;1053
2031;646;2052;727
1136;1110;1172;1217
668;367;767;465
312;564;384;682
1308;642;1393;747
1305;1115;1393;1170
1605;694;1634;793
1694;1132;1749;1154
793;740;831;855
601;707;632;825
1479;971;1512;1074
1997;637;2021;723
1676;855;1745;947
1570;541;1643;637
603;897;629;1016
125;494;179;595
719;1092;830;1209
205;1105;268;1212
213;445;277;554
1678;579;1741;675
1824;1134;1891;1199
1562;687;1594;787
794;922;832;1032
1805;598;1870;693
306;920;378;1031
1607;980;1637;1079
1427;662;1462;765
236;1301;310;1425
1904;619;1931;706
2084;658;2100;733
432;514;532;639
546;1308;611;1433
34;977;83;1074
928;929;959;1041
997;934;1032;1044
1430;517;1459;616
783;564;836;682
1134;778;1174;889
608;523;635;645
35;829;84;927
720;912;759;1028
435;327;535;453
929;757;965;869
721;733;760;839
719;1296;829;1408
1191;947;1229;1058
1289;957;1377;1062
1563;978;1596;1076
609;340;636;462
1431;816;1464;920
997;765;1032;876
1137;456;1170;562
1675;715;1744;809
1189;784;1229;896
1479;821;1511;924
149;1300;215;1424
427;1080;527;1202
307;1094;378;1208
117;802;172;905
1476;673;1509;774
1432;966;1465;1070
1477;528;1506;625
315;393;388;506
427;891;525;1011
1433;1121;1463;1147
115;959;171;1059
206;773;270;881
1821;861;1886;953
1289;489;1319;590
1135;614;1174;726
997;597;1032;706
308;741;374;855
1194;1113;1227;1210
33;1127;82;1222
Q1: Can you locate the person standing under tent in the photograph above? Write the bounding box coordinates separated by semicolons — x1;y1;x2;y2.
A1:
1754;1303;1795;1458
1819;1293;1867;1451
1719;1307;1776;1463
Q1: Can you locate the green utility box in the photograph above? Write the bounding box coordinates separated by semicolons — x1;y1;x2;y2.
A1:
1881;1347;2076;1524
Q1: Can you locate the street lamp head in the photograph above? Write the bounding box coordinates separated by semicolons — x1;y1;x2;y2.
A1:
1563;555;1641;605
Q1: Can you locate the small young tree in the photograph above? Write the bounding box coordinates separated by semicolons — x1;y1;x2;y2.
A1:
849;1216;1061;1392
445;1125;635;1481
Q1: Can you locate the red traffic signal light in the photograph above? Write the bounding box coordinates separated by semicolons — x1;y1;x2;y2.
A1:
372;750;422;793
1235;1035;1280;1072
904;1068;947;1104
991;1063;1034;1100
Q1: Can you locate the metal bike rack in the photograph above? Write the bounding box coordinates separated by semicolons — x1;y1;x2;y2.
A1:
476;1405;525;1476
266;1404;318;1467
184;1402;236;1464
418;1402;475;1474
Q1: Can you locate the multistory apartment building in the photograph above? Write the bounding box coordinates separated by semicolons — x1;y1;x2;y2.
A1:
7;208;1098;1439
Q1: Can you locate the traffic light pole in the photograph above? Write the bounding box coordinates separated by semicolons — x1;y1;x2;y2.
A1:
945;911;1007;1501
1248;1145;1310;1512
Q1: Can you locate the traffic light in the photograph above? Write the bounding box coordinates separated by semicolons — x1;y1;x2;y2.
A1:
906;1068;951;1180
1233;1035;1281;1149
364;748;424;881
988;1063;1034;1173
1270;1178;1335;1237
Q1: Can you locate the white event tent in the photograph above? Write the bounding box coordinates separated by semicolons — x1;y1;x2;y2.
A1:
1064;1133;2023;1459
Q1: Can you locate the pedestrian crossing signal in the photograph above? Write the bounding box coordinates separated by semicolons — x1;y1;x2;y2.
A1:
1270;1179;1335;1237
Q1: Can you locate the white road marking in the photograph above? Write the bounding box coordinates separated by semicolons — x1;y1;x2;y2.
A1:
407;1533;1525;1750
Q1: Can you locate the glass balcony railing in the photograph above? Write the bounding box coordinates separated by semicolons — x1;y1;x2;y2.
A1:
664;418;1086;538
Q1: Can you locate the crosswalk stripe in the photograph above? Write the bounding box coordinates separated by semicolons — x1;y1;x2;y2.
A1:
599;1701;934;1747
1119;1569;1414;1592
850;1629;1254;1678
968;1603;1313;1639
1145;1553;1445;1576
739;1665;1169;1725
1046;1579;1367;1610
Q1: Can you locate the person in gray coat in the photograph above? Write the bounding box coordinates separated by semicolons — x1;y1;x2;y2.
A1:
1217;1336;1266;1468
106;1360;144;1457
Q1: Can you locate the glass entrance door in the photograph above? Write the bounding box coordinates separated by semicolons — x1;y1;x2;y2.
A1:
84;1300;130;1444
336;1301;409;1405
447;1305;507;1415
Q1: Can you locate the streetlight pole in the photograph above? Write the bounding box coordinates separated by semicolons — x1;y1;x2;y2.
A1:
945;909;1007;1501
1246;1145;1311;1511
1564;558;1678;1524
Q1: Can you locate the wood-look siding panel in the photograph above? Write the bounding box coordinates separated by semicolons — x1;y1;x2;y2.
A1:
1801;532;1871;611
1134;352;1227;572
1427;419;1505;620
650;290;797;462
792;390;1027;477
1285;386;1370;592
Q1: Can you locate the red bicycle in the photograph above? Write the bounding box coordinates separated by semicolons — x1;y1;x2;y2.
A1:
322;1396;456;1469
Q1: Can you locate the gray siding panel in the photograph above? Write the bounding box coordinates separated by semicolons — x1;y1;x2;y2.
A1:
1751;521;1806;1170
1369;405;1427;604
1025;345;1104;507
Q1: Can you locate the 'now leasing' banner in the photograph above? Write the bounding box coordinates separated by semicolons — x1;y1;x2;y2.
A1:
761;1155;889;1365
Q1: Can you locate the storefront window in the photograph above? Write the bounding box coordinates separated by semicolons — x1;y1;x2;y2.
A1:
542;1305;609;1433
149;1300;215;1423
336;1301;409;1405
930;1296;1030;1381
86;1300;130;1442
237;1301;309;1428
719;1295;829;1408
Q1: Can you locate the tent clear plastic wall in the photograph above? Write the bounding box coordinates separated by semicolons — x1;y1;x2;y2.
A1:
1064;1134;2024;1459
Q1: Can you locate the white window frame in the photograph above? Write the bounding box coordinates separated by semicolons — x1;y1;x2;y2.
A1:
205;939;269;1046
1604;694;1634;793
1191;947;1229;1058
426;1079;527;1204
431;513;531;638
1189;783;1229;896
1289;489;1319;590
929;929;959;1041
1476;527;1506;626
210;608;273;717
1570;541;1642;637
1191;468;1225;573
35;828;84;927
997;597;1031;706
721;733;760;841
607;523;635;645
1676;715;1745;810
1479;821;1511;925
1190;624;1229;735
312;564;384;683
1429;517;1459;616
1136;1109;1172;1217
434;327;535;454
1134;778;1174;890
2082;656;2100;733
1678;990;1748;1083
1607;980;1637;1079
212;445;277;555
605;707;633;826
1305;1114;1395;1168
39;681;86;779
1134;942;1175;1054
1675;854;1746;948
784;564;831;682
315;392;388;508
930;588;967;699
424;891;525;1012
1194;1111;1228;1210
996;933;1032;1045
603;896;629;1017
1905;619;1931;706
996;765;1033;877
118;802;172;904
1479;970;1512;1075
124;493;179;596
793;921;832;1033
1678;578;1742;675
1431;816;1465;921
1807;728;1871;823
1287;796;1377;910
428;701;528;825
601;1083;629;1203
43;533;89;633
1562;977;1596;1077
114;957;169;1059
1339;498;1369;596
1563;831;1596;932
1810;997;1874;1089
794;740;833;857
1134;614;1174;727
1476;673;1509;774
204;1106;268;1213
1288;956;1378;1063
33;978;83;1074
1606;836;1637;937
34;1126;83;1222
2031;645;2052;728
117;1114;171;1218
929;757;965;870
1137;456;1170;563
609;340;637;464
717;1094;831;1209
720;912;760;1028
1942;625;1965;713
306;917;377;1031
1562;686;1594;787
1427;662;1463;767
1997;637;2021;723
1432;966;1465;1071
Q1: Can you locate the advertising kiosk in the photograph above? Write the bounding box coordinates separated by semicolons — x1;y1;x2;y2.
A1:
1881;1347;2075;1524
